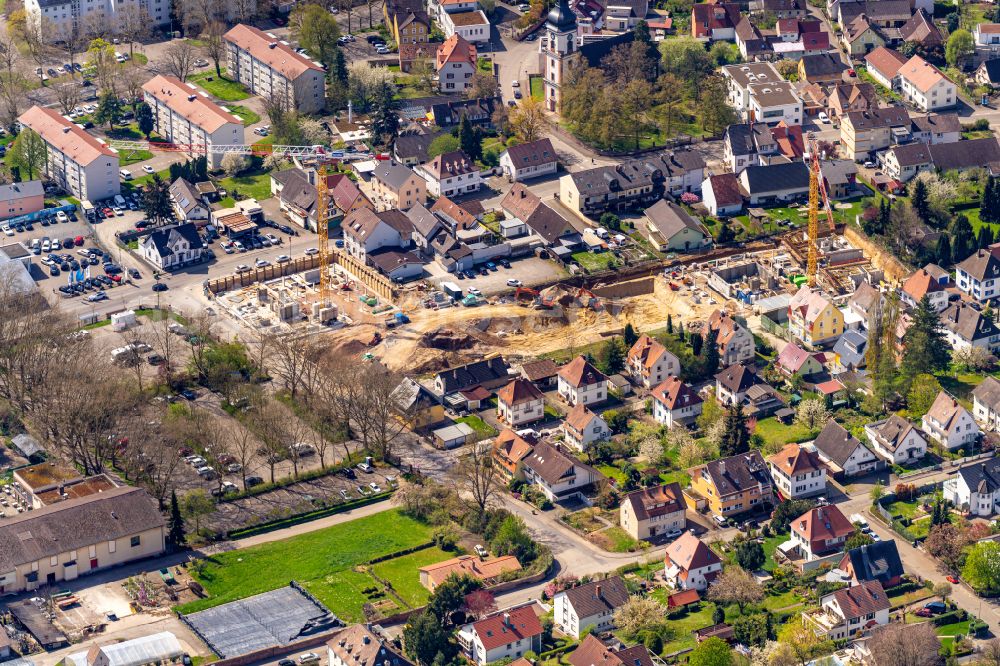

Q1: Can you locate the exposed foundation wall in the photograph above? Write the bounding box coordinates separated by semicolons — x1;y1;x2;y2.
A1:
843;225;910;283
591;276;657;299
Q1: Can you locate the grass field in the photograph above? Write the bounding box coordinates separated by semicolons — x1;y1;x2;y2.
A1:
572;251;618;271
226;105;261;125
596;464;627;484
176;509;433;618
218;170;273;202
455;414;498;438
753;418;817;448
595;526;644;553
529;75;544;101
189;70;251;101
370;547;451;607
762;533;788;572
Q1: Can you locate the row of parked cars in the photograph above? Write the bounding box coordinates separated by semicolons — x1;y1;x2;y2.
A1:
2;210;73;236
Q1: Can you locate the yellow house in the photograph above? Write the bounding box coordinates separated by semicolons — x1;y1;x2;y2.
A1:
788;285;845;348
392;377;445;430
689;451;774;519
384;0;430;45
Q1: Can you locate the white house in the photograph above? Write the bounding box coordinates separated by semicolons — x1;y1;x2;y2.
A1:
721;62;785;118
663;532;723;591
921;391;981;451
499;139;558;182
561;403;610;452
651;376;703;428
18;106;120;203
715;363;760;406
701;173;744;217
748;81;803;126
626;334;680;389
703;310;756;366
224;24;326;114
436;34;478;93
168;178;210;222
620;483;686;541
458;607;543;665
522;441;604;502
955;248;1000;302
972;376;1000;431
940;301;1000;354
439;9;490;43
803;581;891;640
496;378;545;427
898;55;956;112
864;414;928;465
142;75;244;170
553;577;629;639
139;223;204;271
812;420;882;478
738;162;810;206
789;504;854;561
342;208;414;263
642;199;712;253
767;443;827;499
557;355;608;407
944;459;999;516
415;150;482;198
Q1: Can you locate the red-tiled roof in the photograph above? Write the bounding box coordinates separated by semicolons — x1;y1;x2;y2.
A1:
470;607;543;650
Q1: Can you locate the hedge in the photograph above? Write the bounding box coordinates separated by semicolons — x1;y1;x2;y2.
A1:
224;455;365;502
227;491;394;539
538;643;577;660
885;581;923;597
931;609;967;626
367;541;435;565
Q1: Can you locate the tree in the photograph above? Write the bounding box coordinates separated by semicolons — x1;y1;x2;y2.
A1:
870;480;885;503
428;133;461;158
202;20;228;77
454;441;500;515
795;399;829;431
403;611;456;665
464;589;497;619
459;114;482;162
94;92;123;129
777;621;822;666
867;623;943;666
370;82;400;146
164;40;197;82
221;152;249;177
510;96;546;142
428;574;480;621
141;174;173;226
490;514;537;562
703;326;720;374
718;402;750;457
906;374;943;415
468;70;500;100
911;178;929;222
410;58;437;95
52;81;82;116
136;101;154;139
181;489;215;535
932;582;953;602
659;37;712;93
698;75;736;136
925;523;969;572
844;529;874;551
598;338;626;375
962;541;1000;591
733;614;772;648
167;489;186;547
8;128;46;181
707;567;765;613
613;596;669;639
87;38;118;94
689;638;734;666
946;29;974;68
771;499;816;533
735;539;766;571
624;323;639;346
952;214;973;261
291;4;341;67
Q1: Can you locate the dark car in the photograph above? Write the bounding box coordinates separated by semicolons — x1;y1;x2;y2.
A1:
136;220;152;229
104;263;122;274
49;265;60;276
341;467;356;479
479;267;489;276
152;282;168;292
279;660;295;666
129;268;141;279
245;475;264;487
924;601;947;614
499;258;511;268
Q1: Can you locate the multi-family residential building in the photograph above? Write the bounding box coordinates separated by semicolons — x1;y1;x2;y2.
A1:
328;625;413;666
436;34;477;93
842;15;885;55
651;376;703;428
553;577;629;638
557;356;608;407
499;139;558;182
370;161;427;211
568;635;655;666
26;0;170;41
604;0;649;31
721;62;802;124
561;403;610;451
972;376;1000;431
864;414;928;465
619;483;686;540
864;46;908;90
142;75;243;170
224;24;325;114
432;356;512;397
342;208;414;262
898;55;956;111
626;334;680;389
689;451;773;519
767;444;827;499
415;150;481;198
271;169;372;232
790;504;854;560
840;105;910;161
703;311;756;365
798;52;847;84
803;581;891;640
882;142;932;183
458;607;543;665
491;428;534;481
139;223;204;270
922;391;981;451
18;106;119;203
813;420;881;477
496;378;545;427
944;459;999;516
838;541;904;588
940;301;1000;353
0;181;44;220
384;0;430;45
956;246;1000;302
0;486;164;594
440;10;490;42
522;442;604;502
788;285;845;348
738;161;810;205
714;363;761;406
691;2;741;41
663;533;723;590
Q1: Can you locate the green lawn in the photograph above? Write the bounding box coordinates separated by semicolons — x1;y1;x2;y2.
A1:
572;251;618;271
455;415;498;438
175;509;433;618
226;105;261;125
884;499;923;520
189;70;250;101
304;568;398;622
529;75;544;101
762;588;805;611
596;464;626;484
642;601;718;654
762;533;789;572
599;526;644;553
752;418;817;447
119;149;154;166
218;170;273;202
370;546;451;607
659;469;691;486
124;166;172;189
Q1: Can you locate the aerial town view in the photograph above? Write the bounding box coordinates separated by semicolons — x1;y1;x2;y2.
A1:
3;0;1000;665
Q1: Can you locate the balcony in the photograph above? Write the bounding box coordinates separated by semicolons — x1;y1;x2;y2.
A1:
802;608;842;636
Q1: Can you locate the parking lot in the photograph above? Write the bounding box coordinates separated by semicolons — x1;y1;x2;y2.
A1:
424;255;569;296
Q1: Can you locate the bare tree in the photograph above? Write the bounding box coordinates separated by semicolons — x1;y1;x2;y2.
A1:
231;0;258;23
867;623;942;666
365;0;380;28
52;81;82;116
227;422;258;489
248;398;293;483
268;333;324;400
163;40;197;82
177;0;221;35
349;362;405;461
453;441;500;515
122;409;185;507
202;20;227;77
706;566;765;613
52;23;90;80
120;64;147;113
115;4;151;58
117;323;150;391
982;638;1000;666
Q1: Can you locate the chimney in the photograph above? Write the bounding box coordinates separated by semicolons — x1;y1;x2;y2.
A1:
595;585;602;598
363;636;371;645
719;460;726;475
503;612;511;626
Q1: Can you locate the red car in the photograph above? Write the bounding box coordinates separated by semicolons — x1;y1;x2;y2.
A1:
847;68;856;76
74;235;84;246
103;207;114;218
947;575;960;584
111;274;122;282
914;608;933;618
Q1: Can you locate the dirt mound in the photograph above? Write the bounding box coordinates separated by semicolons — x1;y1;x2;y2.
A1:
337;339;370;357
421;328;476;351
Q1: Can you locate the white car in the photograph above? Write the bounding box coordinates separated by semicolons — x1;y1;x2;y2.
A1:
863;160;876;168
120;169;133;180
469;287;482;296
142;165;155;174
299;653;320;664
276;254;291;263
511;79;520;88
818;112;830;123
264;233;279;244
255;258;271;268
304;247;319;256
1;225;11;236
664;527;683;539
369;482;382;493
236;264;250;272
113;207;124;216
55;211;68;223
506;278;522;287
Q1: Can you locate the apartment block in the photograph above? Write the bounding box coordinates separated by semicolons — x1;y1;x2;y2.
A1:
224;24;326;114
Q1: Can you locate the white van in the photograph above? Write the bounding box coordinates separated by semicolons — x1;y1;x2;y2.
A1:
114;194;126;207
119;170;133;181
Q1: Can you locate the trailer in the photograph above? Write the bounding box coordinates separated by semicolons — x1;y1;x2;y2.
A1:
441;281;463;301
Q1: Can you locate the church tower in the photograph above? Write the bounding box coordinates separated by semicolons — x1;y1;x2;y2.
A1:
542;0;577;112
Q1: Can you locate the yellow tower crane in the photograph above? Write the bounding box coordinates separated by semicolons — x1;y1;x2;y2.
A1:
315;164;334;302
806;138;837;287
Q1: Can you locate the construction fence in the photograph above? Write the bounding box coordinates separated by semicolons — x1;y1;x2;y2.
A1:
204;255;325;295
335;251;396;303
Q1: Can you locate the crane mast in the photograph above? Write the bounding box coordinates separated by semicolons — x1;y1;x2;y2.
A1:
315;165;333;302
806;138;837;287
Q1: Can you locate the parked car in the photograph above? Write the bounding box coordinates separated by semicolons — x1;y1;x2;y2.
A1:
245;475;264;487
